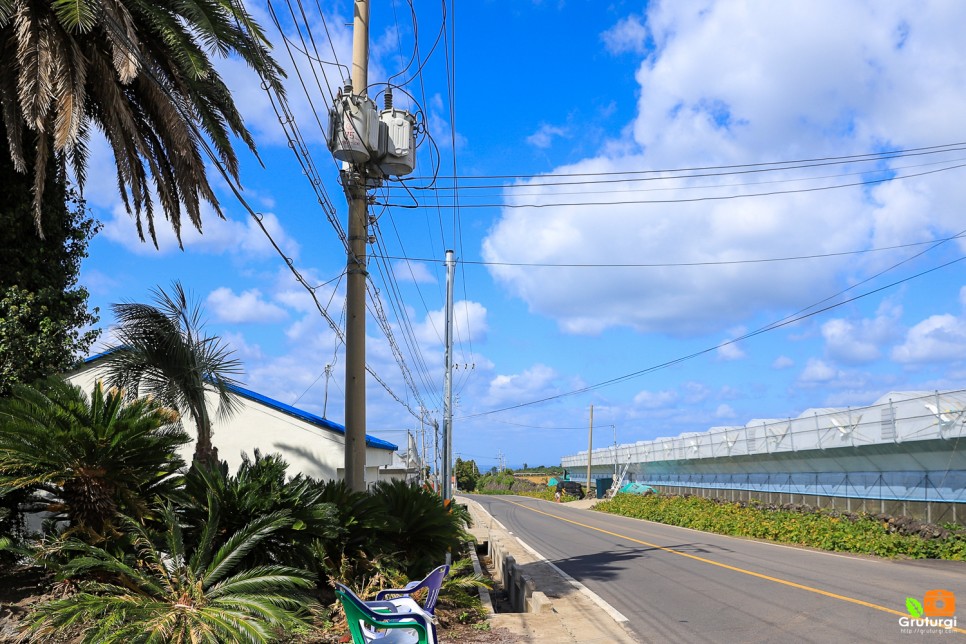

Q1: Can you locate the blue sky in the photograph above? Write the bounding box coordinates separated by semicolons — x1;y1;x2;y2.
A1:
78;0;966;472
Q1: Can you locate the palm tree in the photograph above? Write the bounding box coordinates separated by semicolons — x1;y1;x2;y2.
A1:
0;378;188;541
104;281;243;466
0;0;285;247
25;502;315;643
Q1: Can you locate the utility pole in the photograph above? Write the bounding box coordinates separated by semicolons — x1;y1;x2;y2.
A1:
613;425;618;480
442;250;456;505
420;409;427;485
432;419;439;491
586;404;594;497
344;0;370;492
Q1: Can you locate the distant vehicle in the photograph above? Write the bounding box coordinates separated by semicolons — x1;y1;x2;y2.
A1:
556;481;585;500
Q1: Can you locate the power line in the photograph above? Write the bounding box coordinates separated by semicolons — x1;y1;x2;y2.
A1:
458;252;966;420
369;233;966;268
382;154;966;196
376;161;966;209
401;140;966;182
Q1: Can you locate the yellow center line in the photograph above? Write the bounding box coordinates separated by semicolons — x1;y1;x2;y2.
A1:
505;498;966;635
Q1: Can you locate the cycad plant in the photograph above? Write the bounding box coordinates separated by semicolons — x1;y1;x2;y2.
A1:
24;501;315;643
312;479;386;578
433;557;491;627
180;451;341;571
369;480;469;579
0;378;188;541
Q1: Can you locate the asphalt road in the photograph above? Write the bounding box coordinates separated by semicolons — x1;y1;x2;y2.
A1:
468;495;966;643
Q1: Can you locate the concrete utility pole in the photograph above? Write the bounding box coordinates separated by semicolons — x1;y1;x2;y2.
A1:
433;419;440;491
442;250;456;505
586;404;594;495
344;0;370;492
613;425;619;481
420;409;427;485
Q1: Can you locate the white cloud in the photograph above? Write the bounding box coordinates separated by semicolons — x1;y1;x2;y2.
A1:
772;355;794;369
486;364;559;406
717;342;745;361
414;300;488;346
221;331;265;363
207;288;288;324
393;260;437;284
481;2;966;337
426;93;467;151
892;314;966;363
717;327;747;361
800;358;839;383
682;381;710;404
526;124;569;149
633;389;677;408
821;303;901;365
715;404;736;419
100;200;301;260
602;15;649;55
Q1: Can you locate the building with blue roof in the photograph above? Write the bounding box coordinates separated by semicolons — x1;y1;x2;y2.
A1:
67;354;403;485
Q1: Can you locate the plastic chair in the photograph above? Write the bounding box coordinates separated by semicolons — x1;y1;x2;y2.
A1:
374;564;450;614
335;583;436;644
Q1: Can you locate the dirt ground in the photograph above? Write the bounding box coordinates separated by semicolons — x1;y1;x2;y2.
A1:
0;565;522;643
0;565;56;642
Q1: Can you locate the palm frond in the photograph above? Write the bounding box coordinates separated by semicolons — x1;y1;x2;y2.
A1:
203;511;293;587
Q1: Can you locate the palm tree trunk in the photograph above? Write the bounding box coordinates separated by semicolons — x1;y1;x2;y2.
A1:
192;403;219;465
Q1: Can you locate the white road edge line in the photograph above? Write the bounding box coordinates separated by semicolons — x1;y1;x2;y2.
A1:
513;535;631;625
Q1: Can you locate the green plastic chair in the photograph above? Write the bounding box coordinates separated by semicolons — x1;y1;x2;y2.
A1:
335;582;437;644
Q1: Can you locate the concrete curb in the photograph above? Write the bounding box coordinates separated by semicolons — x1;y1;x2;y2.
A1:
459;495;639;643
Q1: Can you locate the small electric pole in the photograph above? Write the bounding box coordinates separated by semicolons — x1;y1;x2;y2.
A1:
442;250;456;505
433;419;440;491
420;409;427;485
586;404;594;496
613;425;619;480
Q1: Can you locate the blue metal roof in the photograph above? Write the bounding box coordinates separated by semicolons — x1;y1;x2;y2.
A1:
226;384;397;451
81;353;397;451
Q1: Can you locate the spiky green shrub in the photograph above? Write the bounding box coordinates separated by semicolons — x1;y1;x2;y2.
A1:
0;378;188;541
24;502;315;643
311;479;386;574
179;451;340;572
433;557;491;626
369;480;468;579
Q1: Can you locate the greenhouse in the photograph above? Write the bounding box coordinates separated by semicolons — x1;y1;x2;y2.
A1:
561;389;966;508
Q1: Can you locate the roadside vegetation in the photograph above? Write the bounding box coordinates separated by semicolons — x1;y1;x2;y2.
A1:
0;388;488;641
0;288;488;641
595;493;966;560
466;464;582;502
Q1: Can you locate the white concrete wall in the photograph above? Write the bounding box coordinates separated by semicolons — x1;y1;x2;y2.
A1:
65;364;393;485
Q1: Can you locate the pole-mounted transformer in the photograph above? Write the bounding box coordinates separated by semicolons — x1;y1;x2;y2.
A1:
327;83;379;165
327;85;417;178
